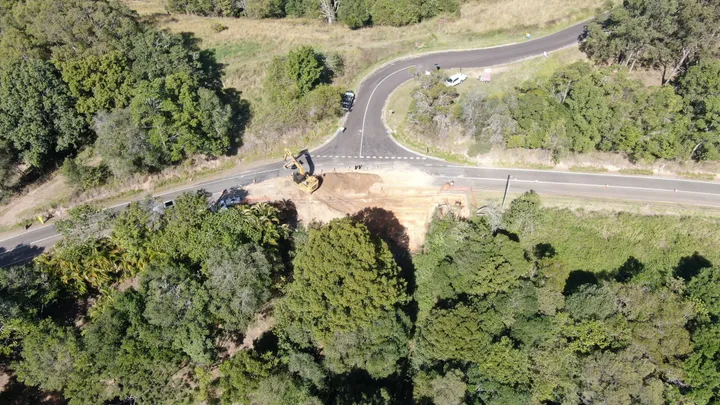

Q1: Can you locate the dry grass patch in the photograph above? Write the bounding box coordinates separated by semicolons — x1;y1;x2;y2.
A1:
124;0;610;100
123;0;166;15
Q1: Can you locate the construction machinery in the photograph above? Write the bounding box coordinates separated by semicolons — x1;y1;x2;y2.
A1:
283;148;320;193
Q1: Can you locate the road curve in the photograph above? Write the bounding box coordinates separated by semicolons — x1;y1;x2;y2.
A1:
314;21;587;158
3;21;720;266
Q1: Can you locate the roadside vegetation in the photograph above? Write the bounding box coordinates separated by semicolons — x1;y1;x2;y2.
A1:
0;0;603;230
394;0;720;172
0;0;241;205
3;191;720;403
165;0;460;28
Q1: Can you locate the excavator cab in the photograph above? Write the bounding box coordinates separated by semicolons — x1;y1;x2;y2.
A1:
283;148;320;193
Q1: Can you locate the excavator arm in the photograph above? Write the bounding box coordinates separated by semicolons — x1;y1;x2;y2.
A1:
283;148;308;176
283;148;319;193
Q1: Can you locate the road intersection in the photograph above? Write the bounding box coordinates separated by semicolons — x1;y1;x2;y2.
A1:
2;20;720;266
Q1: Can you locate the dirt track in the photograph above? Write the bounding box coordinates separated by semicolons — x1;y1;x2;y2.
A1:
244;169;471;250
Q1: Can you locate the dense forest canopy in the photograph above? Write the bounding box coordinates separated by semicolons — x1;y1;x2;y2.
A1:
407;0;720;162
3;190;720;404
0;0;240;200
164;0;460;28
2;2;720;401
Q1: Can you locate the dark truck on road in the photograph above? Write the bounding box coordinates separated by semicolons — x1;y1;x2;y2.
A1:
341;91;355;111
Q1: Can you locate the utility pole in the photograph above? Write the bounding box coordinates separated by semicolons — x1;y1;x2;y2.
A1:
501;175;511;211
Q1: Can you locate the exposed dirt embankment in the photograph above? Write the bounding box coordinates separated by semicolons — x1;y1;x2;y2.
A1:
244;169;471;250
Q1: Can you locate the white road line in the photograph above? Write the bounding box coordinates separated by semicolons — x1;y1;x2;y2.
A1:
0;224;54;244
360;66;411;157
155;168;279;198
433;174;720;198
3;257;30;267
30;234;63;245
444;164;720;185
109;202;131;209
0;233;64;257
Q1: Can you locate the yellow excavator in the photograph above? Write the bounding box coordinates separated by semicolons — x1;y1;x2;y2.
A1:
283;148;320;193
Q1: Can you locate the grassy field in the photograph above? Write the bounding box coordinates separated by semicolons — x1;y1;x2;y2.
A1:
0;0;614;233
530;207;720;276
124;0;608;101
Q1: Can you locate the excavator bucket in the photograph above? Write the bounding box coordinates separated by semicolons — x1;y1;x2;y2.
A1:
284;148;320;193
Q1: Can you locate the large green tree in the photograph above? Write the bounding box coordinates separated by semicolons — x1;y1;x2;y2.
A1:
679;59;720;160
203;244;274;332
0;59;87;167
94;108;165;177
57;51;135;115
285;46;324;97
278;218;409;377
338;0;370;29
130;72;232;162
13;320;81;392
581;0;720;83
140;262;214;364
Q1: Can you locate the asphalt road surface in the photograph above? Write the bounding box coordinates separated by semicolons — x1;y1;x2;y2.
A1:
2;20;720;267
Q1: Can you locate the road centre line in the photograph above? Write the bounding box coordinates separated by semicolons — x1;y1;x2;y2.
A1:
444;164;720;185
360;66;412;157
433;175;720;198
30;234;63;245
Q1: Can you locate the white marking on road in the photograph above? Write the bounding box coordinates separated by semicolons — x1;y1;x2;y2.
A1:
30;234;63;245
0;224;55;244
109;202;130;209
155;168;279;198
360;66;411;157
432;174;720;198
443;164;720;185
3;257;30;267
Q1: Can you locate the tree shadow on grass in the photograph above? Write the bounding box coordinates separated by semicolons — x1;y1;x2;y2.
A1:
563;270;600;296
615;256;644;283
223;88;252;156
674;252;712;282
533;243;556;259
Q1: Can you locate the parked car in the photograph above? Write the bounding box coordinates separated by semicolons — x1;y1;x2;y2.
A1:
341;91;355;111
444;73;468;87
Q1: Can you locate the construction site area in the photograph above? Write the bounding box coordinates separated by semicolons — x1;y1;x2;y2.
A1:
241;168;474;250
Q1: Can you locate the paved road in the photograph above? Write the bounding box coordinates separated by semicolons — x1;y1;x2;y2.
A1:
315;21;587;158
2;20;720;266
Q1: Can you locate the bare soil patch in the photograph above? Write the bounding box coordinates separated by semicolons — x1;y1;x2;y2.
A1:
245;169;470;250
0;175;72;229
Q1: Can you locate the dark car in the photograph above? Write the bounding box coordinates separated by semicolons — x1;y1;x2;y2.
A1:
341;91;355;111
